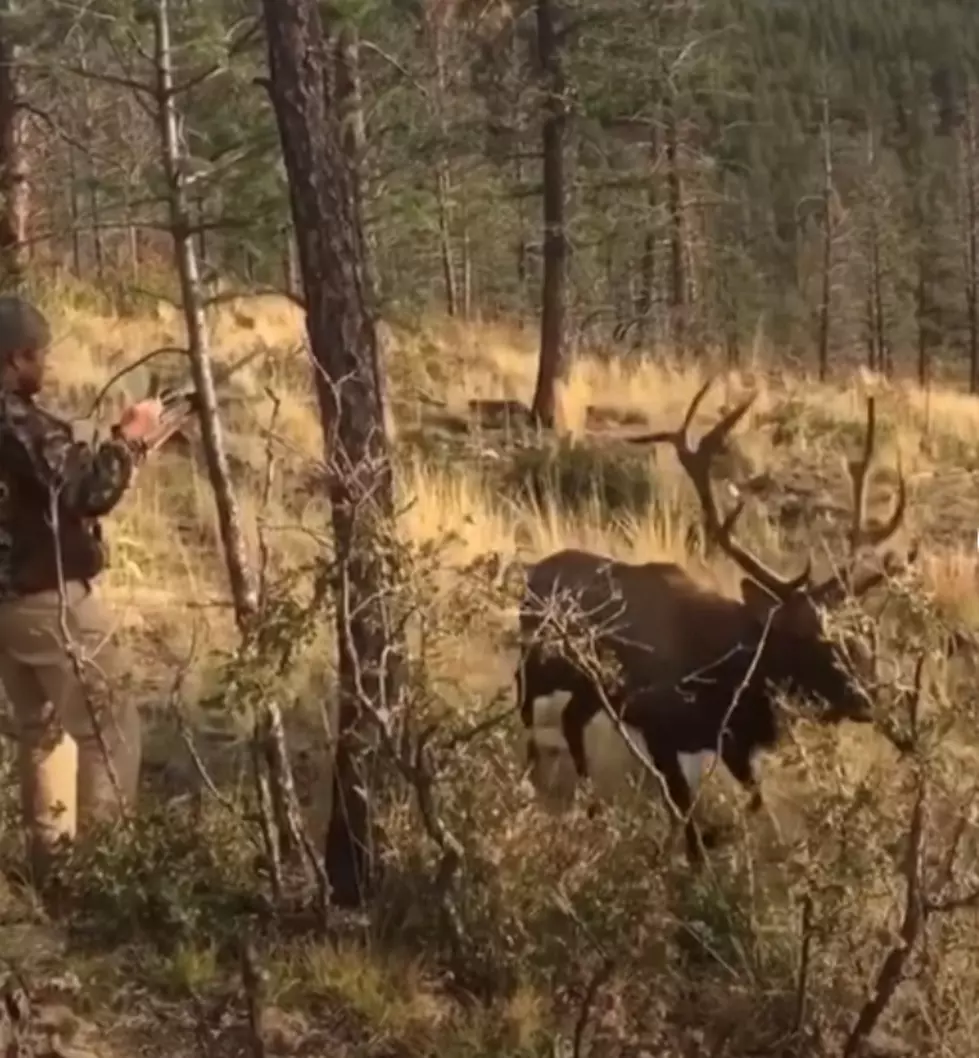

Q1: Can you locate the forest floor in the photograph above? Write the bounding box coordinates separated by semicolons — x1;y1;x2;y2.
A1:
1;285;978;1056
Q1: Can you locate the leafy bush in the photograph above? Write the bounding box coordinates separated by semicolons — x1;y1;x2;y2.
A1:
48;800;264;953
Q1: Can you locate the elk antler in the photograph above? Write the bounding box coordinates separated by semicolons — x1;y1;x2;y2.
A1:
628;377;811;601
809;396;913;606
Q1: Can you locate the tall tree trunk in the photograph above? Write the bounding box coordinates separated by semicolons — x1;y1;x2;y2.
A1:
634;124;658;350
0;0;29;287
262;0;403;908
530;0;570;428
817;88;834;382
153;0;257;624
916;256;932;389
76;54;104;282
435;163;458;316
89;179;104;281
514;150;529;317
67;144;81;276
963;87;978;394
863;124;879;373
866;128;889;377
124;182;140;283
665;107;686;352
460;205;472;318
428;11;458;318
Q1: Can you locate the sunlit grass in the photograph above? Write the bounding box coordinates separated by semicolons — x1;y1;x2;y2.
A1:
28;292;975;690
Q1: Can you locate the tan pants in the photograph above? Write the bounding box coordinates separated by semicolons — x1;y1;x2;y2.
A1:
0;581;141;869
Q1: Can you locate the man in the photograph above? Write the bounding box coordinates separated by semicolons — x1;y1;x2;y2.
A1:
0;295;163;878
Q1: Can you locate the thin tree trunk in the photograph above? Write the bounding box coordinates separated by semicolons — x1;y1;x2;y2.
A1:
871;218;888;375
602;199;616;323
963;88;978;394
67;144;81;276
76;53;105;282
89;179;104;281
435;164;457;316
155;0;311;896
429;15;458;318
864;285;877;373
124;183;140;283
153;0;257;624
665;107;686;352
262;0;404;908
817;87;833;382
0;0;29;286
864;123;886;374
133;221;144;280
514;150;529;316
530;0;570;428
916;258;932;389
634;123;658;350
461;206;472;318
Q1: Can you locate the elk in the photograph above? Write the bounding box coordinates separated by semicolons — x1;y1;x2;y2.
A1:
516;378;914;861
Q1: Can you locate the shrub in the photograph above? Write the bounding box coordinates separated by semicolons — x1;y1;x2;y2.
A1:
48;799;264;954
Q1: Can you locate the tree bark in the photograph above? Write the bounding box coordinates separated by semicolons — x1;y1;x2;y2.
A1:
0;0;29;286
262;0;403;908
530;0;570;429
331;20;378;308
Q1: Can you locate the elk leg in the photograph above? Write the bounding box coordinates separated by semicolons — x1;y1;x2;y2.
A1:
561;707;609;819
720;741;763;813
656;754;707;866
721;742;783;842
559;696;590;779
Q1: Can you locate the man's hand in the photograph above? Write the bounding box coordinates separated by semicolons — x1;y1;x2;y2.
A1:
116;398;165;442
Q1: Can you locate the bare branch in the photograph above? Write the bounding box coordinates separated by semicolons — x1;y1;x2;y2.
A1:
45;61;155;97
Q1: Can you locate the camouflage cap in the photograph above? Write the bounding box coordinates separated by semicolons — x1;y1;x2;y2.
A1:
0;295;52;361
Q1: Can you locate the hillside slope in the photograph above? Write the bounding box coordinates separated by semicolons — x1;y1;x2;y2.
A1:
0;294;977;1057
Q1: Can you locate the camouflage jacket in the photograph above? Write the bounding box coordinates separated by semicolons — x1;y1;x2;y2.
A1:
0;392;141;601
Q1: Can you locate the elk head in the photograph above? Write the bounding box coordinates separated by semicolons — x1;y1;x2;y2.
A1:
630;378;915;724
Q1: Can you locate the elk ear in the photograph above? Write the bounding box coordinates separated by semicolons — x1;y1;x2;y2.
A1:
739;577;780;619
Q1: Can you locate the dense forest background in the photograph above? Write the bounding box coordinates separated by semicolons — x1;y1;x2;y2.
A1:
5;0;979;389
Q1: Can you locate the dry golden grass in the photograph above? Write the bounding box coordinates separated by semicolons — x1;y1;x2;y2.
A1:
33;291;978;670
3;288;977;1057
